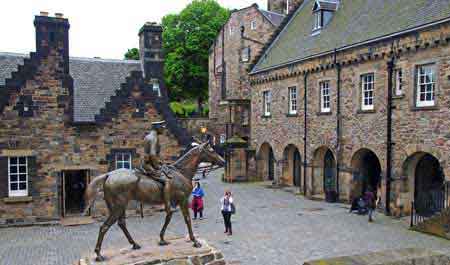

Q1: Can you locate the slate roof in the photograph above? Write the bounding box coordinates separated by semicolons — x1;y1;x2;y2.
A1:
253;0;450;73
259;9;285;26
0;52;141;122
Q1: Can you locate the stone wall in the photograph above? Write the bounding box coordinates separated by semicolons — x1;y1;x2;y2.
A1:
250;22;450;216
268;0;304;14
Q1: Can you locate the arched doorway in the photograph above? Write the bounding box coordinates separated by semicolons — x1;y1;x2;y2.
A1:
404;152;445;217
351;149;382;198
282;145;301;186
312;147;336;200
257;143;276;181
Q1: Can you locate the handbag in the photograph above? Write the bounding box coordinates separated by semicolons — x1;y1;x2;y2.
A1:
230;203;236;215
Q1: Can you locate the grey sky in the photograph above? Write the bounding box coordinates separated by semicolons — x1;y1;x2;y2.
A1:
0;0;266;59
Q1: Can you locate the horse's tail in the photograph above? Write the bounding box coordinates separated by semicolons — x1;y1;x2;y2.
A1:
83;173;109;216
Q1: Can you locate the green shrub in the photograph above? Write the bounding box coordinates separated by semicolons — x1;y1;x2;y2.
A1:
169;101;209;117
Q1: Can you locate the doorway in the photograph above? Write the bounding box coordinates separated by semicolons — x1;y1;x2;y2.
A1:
61;170;89;217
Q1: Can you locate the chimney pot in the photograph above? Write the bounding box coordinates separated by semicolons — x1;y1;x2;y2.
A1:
40;11;49;16
55;13;64;18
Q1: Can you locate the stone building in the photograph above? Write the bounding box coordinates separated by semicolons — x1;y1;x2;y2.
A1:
0;13;191;224
208;1;293;181
249;0;450;217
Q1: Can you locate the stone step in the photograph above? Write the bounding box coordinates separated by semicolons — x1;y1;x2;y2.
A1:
304;248;450;265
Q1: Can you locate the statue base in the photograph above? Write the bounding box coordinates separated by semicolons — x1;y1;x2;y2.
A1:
78;236;226;265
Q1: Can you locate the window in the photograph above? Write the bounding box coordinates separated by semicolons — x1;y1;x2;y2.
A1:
241;47;250;62
313;11;322;30
8;157;28;197
416;64;436;107
395;69;403;96
361;73;375;110
115;153;132;169
250;20;257;30
229;25;233;36
320;81;331;112
288;86;297;114
286;0;290;14
219;134;226;144
263;91;271;116
153;81;161;97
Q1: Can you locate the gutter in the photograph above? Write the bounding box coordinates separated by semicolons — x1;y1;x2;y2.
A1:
251;16;450;75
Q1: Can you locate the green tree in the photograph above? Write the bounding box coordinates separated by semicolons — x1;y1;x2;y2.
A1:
162;0;230;103
124;48;139;60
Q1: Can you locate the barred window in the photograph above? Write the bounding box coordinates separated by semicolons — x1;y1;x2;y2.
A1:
8;157;28;197
416;64;435;107
361;73;375;110
320;81;331;113
115;153;132;169
288;87;297;114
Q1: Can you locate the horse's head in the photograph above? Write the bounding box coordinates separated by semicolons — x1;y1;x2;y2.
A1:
197;142;225;168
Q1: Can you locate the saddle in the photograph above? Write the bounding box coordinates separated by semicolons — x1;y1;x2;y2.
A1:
135;164;173;184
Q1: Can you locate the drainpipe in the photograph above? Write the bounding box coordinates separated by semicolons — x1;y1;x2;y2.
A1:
335;49;341;201
303;72;308;196
386;49;395;215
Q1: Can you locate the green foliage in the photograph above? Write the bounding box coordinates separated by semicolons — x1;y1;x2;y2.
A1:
162;0;230;101
124;48;139;60
170;101;209;117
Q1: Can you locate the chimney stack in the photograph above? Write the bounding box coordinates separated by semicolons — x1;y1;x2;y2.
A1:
34;12;70;74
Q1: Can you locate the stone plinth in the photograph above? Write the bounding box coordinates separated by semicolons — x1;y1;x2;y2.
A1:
78;237;226;265
303;248;450;265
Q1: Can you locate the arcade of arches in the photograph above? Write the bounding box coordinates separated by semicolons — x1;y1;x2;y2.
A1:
255;143;448;216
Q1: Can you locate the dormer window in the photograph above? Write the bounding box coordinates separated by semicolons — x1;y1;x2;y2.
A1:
312;0;338;33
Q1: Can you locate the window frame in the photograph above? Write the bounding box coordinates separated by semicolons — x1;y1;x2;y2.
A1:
415;64;436;107
313;10;323;31
320;80;331;113
241;47;250;62
361;73;375;111
153;81;161;97
263;91;272;116
8;156;28;197
250;20;257;30
288;86;298;115
115;152;132;170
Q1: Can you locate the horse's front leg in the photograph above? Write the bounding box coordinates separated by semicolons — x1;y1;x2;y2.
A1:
180;202;201;248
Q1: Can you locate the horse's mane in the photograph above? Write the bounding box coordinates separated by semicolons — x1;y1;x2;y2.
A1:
172;144;201;169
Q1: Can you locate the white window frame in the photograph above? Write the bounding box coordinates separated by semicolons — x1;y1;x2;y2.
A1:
115;153;132;170
241;47;250;62
313;11;322;30
250;20;257;30
395;68;403;96
416;64;436;107
219;134;226;144
320;81;331;113
229;25;233;36
361;73;375;111
153;81;161;97
8;157;28;197
286;0;290;14
263;91;271;116
288;86;297;114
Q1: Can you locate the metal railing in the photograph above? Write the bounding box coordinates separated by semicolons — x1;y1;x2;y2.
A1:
410;182;449;227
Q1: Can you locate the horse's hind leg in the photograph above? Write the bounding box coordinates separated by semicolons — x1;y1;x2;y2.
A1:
94;211;121;261
180;202;201;248
159;207;174;246
118;213;141;250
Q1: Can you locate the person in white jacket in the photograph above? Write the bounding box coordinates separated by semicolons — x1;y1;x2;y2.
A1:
220;190;234;235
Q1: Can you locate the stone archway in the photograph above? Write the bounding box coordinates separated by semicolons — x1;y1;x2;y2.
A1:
403;152;445;216
282;144;301;186
311;147;336;197
351;149;382;198
257;143;276;181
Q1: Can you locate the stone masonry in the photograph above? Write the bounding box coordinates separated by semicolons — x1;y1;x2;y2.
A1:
0;14;190;224
249;0;450;217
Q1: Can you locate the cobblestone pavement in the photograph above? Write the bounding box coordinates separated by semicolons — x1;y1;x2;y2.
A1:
1;169;450;265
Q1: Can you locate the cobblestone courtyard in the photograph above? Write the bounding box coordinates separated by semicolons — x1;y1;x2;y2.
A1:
0;169;449;265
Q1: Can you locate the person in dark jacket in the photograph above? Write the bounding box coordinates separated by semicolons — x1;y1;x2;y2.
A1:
364;189;376;222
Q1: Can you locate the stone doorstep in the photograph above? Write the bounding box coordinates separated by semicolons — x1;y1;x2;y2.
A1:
79;237;227;265
303;248;450;265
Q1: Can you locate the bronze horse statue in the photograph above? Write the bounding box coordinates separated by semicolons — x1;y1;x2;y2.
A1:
84;142;225;261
